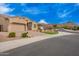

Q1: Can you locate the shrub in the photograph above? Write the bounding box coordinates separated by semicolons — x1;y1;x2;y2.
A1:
8;32;16;38
21;32;28;38
77;26;79;30
72;26;79;30
72;26;77;30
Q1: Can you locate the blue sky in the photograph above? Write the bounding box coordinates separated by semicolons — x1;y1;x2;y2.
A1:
0;3;79;24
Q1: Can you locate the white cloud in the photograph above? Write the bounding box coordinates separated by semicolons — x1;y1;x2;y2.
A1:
0;3;14;14
57;8;76;18
23;7;48;15
23;8;40;14
58;12;68;18
38;19;48;24
57;3;79;18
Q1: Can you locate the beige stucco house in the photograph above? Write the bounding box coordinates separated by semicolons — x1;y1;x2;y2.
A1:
0;14;38;32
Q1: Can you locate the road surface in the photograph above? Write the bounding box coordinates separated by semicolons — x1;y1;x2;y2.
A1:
58;28;79;33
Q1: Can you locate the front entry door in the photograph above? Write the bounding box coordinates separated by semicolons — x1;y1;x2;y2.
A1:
27;22;32;30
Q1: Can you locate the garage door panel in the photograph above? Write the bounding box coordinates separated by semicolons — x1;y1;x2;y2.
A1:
10;24;25;32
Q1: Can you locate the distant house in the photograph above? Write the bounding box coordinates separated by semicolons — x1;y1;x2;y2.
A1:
38;23;46;32
38;23;53;32
63;21;75;29
0;14;38;32
54;21;76;29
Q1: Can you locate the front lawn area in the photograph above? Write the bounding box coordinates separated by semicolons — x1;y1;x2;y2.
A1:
43;31;58;35
44;32;58;34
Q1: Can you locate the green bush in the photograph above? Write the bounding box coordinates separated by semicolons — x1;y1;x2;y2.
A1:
72;26;77;30
77;26;79;30
44;32;58;34
21;32;28;38
72;26;79;30
8;32;16;38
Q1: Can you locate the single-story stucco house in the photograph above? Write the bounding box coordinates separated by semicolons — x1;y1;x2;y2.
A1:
0;14;38;32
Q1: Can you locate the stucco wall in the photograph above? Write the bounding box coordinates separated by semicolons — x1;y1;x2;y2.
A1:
9;17;28;24
32;22;38;31
0;17;9;32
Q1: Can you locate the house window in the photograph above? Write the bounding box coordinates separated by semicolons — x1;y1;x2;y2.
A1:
28;22;32;27
5;18;9;20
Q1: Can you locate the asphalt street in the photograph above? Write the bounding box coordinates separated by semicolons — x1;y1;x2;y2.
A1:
1;33;79;56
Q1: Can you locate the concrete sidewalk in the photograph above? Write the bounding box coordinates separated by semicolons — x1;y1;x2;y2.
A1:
0;32;73;53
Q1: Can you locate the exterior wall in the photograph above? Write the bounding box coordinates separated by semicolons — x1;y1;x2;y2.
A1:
9;17;28;24
0;17;9;32
32;22;38;31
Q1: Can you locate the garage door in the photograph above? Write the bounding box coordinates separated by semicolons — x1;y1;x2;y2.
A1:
10;23;25;32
